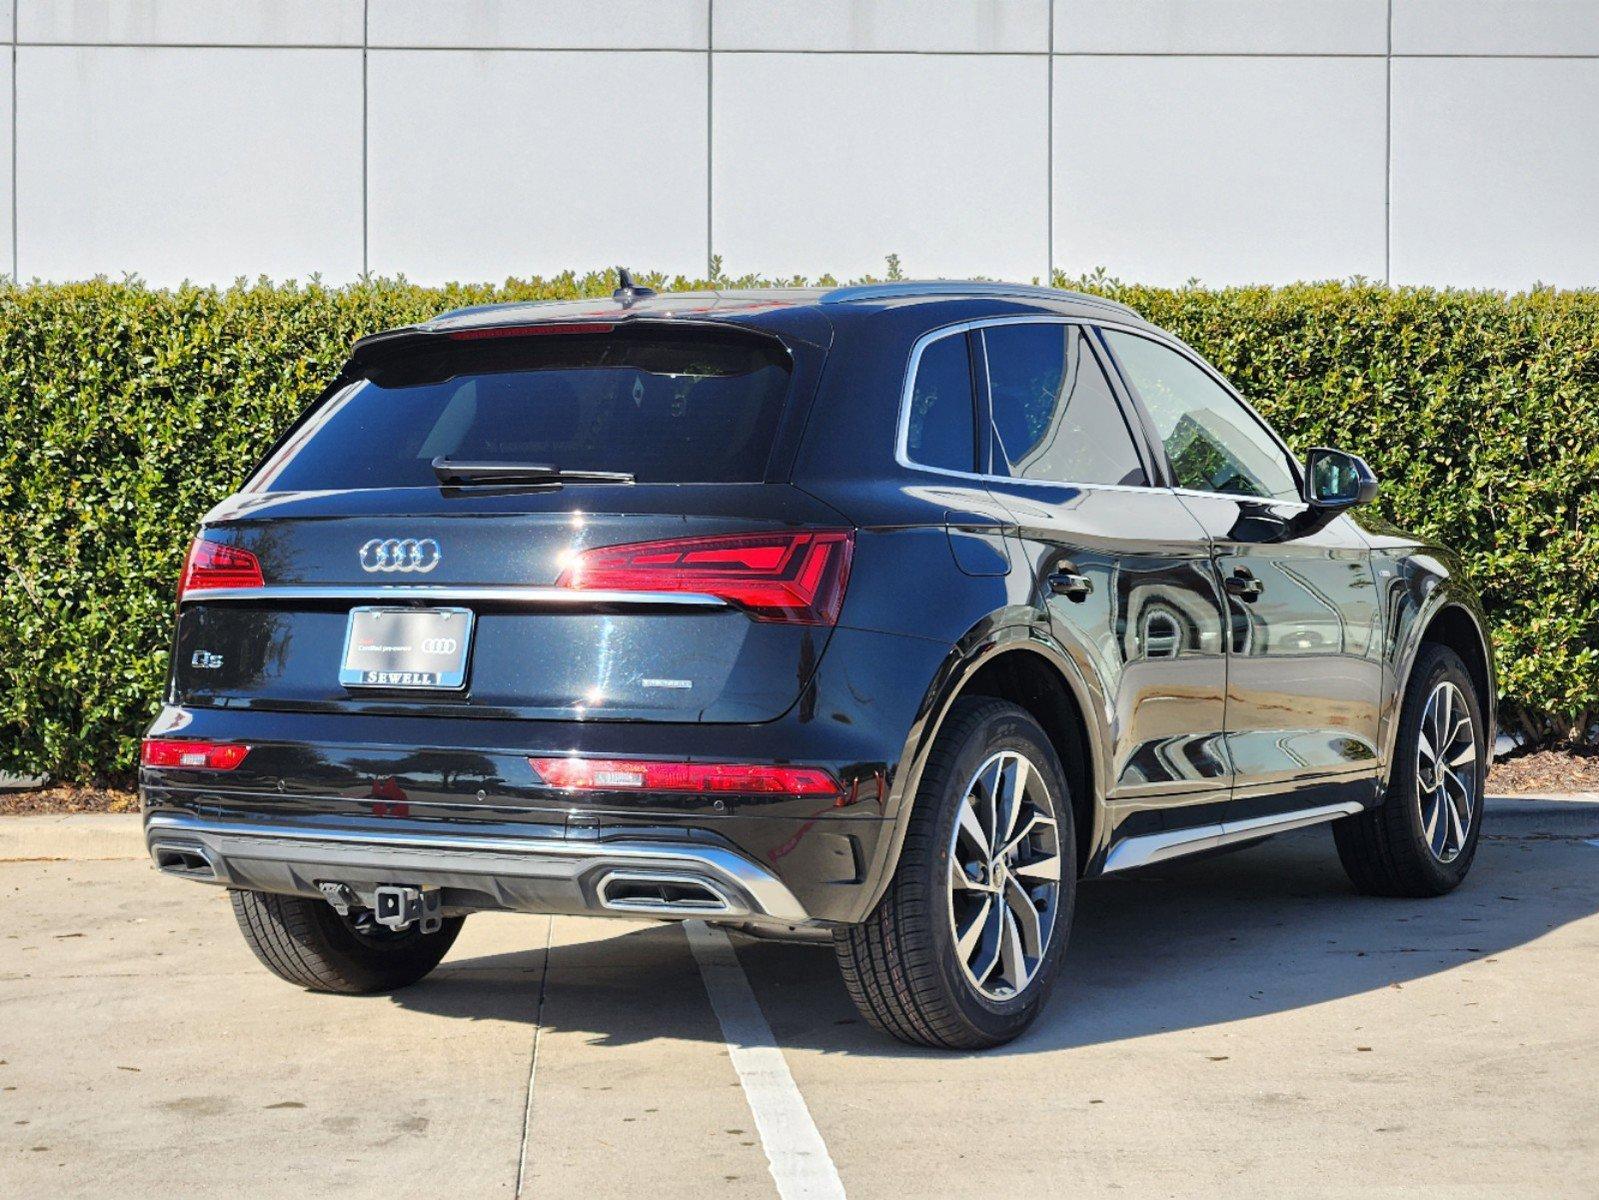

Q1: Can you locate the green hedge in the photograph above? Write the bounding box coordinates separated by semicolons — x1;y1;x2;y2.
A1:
1;270;1595;783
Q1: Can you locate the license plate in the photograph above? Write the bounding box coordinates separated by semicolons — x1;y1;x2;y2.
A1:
339;607;474;690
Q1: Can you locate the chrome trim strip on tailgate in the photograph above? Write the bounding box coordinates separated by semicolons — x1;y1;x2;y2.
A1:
182;586;730;607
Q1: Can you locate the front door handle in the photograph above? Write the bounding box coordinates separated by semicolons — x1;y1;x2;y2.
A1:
1224;567;1264;602
1048;570;1094;602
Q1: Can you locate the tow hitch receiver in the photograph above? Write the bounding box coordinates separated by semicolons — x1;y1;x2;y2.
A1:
372;885;443;934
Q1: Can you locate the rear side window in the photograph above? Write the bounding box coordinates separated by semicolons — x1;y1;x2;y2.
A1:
982;323;1148;487
904;333;976;472
254;325;793;490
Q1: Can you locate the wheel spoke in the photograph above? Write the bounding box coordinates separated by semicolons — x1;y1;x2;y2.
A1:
975;760;1002;849
1421;784;1442;850
968;894;1005;986
1416;728;1437;770
1430;788;1452;857
996;755;1027;849
1001;812;1055;861
1443;766;1474;834
955;896;993;964
1013;848;1062;882
1448;740;1475;768
1444;784;1468;854
998;904;1028;992
1004;878;1044;957
957;792;991;861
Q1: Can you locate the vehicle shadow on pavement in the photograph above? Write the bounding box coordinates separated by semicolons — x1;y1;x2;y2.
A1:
390;828;1599;1058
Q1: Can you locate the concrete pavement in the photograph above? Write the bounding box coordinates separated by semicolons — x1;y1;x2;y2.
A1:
2;800;1597;1197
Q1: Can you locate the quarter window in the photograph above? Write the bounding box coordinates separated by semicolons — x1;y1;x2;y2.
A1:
1102;331;1299;502
982;323;1148;487
904;332;976;473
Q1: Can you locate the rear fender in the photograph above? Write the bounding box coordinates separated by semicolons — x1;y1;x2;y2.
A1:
852;611;1111;920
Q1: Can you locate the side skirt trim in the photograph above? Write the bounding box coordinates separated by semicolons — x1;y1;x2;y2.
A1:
1101;800;1365;874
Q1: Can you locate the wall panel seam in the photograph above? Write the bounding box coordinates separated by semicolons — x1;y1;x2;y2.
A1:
362;0;369;277
9;0;15;282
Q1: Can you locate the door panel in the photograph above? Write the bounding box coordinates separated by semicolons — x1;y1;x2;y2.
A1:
1186;498;1382;800
1098;328;1384;816
994;486;1230;815
975;320;1230;832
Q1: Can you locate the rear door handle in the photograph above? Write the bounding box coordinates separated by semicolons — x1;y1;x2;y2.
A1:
1047;570;1093;602
1224;567;1264;602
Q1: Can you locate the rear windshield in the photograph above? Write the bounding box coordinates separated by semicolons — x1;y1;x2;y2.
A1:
253;325;793;490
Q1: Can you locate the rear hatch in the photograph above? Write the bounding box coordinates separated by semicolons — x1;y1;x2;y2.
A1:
170;319;849;723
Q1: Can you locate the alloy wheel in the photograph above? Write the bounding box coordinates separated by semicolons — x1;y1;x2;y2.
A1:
946;750;1063;1000
1415;680;1477;864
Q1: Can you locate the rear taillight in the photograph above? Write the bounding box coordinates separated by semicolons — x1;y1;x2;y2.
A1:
141;739;251;770
528;756;841;797
557;530;854;625
180;537;263;597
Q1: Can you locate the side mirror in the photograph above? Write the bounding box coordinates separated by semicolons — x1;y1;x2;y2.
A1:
1303;447;1378;509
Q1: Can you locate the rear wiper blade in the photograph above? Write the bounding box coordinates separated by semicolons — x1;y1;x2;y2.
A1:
430;457;634;486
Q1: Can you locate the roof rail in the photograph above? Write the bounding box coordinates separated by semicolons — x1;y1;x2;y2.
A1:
819;280;1139;317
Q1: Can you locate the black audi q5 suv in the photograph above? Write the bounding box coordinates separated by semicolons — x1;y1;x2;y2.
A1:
141;280;1494;1048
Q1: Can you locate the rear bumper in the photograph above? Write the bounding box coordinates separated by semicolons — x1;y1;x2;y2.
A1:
144;810;811;926
140;625;955;924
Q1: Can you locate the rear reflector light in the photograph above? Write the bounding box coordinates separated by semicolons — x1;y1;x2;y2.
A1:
446;322;615;341
180;538;263;597
528;757;841;797
141;739;251;771
557;530;854;625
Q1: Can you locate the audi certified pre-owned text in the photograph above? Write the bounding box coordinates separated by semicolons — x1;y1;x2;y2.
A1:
141;281;1493;1047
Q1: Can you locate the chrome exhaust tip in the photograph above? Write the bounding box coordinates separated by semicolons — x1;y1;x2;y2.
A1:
595;870;740;916
150;841;218;880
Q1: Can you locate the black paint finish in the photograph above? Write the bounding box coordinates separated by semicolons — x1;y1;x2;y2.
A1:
142;284;1496;925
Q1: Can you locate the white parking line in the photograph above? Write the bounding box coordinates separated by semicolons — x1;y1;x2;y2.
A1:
515;915;555;1198
685;921;847;1200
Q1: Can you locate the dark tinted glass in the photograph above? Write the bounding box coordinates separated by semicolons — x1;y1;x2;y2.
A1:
905;333;975;472
255;327;793;490
1101;331;1298;501
983;323;1147;486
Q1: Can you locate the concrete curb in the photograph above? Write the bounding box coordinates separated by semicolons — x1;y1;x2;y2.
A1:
3;794;1598;862
1484;793;1599;838
0;813;143;860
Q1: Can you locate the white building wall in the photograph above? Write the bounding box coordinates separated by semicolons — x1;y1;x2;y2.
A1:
6;0;1598;288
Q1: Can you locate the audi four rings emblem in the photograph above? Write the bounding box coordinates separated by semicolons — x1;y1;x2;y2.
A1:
359;538;441;573
421;638;457;655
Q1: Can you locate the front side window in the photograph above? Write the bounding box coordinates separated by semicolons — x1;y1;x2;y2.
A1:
983;322;1148;487
1101;331;1299;502
904;332;976;472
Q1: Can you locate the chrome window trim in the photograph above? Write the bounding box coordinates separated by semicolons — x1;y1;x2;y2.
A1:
895;315;1163;495
181;585;731;608
891;314;1313;512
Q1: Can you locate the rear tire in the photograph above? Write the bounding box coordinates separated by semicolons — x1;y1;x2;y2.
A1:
835;698;1077;1049
1333;644;1486;897
230;889;464;994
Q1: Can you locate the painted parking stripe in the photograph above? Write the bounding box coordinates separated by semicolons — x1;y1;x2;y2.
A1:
685;921;846;1200
515;916;555;1198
